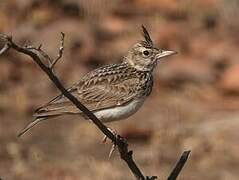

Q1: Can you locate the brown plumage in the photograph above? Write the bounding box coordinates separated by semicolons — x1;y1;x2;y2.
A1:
34;63;152;117
18;26;177;137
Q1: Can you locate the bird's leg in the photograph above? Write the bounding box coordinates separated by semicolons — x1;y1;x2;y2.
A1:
102;127;118;158
102;127;117;143
108;143;116;158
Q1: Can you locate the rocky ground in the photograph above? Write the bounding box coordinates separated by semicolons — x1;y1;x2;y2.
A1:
0;0;239;179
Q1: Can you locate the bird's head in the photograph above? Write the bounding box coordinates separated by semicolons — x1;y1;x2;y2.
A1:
125;25;177;71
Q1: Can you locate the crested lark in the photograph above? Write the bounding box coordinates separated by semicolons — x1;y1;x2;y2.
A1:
18;26;177;137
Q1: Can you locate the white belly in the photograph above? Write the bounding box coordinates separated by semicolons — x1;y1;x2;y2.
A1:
94;97;146;122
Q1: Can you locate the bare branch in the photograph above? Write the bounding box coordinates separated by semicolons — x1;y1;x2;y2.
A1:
50;32;65;69
116;135;146;179
167;150;191;180
146;176;157;180
1;33;147;180
0;33;191;180
25;44;53;65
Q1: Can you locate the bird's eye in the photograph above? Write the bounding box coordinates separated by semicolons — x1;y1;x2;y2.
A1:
143;50;150;56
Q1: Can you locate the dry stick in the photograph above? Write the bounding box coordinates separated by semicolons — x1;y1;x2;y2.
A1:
167;151;191;180
4;36;147;180
25;44;52;65
50;32;65;69
0;34;191;180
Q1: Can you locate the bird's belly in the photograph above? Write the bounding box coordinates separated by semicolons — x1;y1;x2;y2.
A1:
94;97;146;122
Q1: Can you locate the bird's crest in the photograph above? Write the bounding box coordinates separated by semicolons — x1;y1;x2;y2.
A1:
141;25;153;47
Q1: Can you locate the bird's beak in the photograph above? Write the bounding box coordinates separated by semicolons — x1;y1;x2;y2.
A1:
155;50;177;60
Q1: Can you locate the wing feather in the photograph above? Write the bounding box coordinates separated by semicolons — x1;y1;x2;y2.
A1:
34;64;143;118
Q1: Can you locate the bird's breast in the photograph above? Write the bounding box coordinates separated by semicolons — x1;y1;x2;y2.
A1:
94;97;146;123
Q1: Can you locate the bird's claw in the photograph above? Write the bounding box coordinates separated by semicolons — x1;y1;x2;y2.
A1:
101;127;118;158
102;127;117;143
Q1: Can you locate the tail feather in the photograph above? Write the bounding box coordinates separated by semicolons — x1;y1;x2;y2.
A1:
18;117;52;137
18;102;86;137
33;103;79;117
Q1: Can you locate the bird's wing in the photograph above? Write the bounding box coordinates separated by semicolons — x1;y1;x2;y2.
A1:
34;65;142;118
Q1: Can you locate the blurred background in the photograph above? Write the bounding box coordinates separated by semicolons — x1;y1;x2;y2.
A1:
0;0;239;179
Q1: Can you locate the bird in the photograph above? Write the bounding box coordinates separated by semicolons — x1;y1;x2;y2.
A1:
18;25;177;137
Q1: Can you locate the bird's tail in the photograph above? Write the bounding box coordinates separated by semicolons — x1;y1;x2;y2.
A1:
17;116;56;137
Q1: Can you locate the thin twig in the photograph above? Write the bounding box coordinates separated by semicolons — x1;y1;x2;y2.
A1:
146;176;157;180
25;44;53;65
167;150;191;180
50;32;65;69
0;33;191;180
2;34;146;180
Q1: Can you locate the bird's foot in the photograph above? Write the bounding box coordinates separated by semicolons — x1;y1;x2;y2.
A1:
102;127;117;158
102;127;117;143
